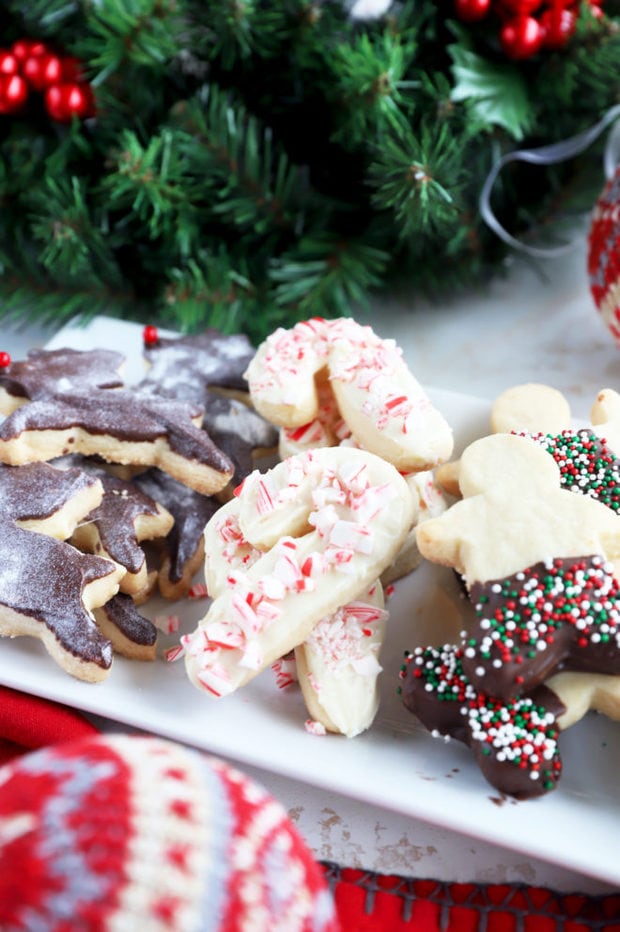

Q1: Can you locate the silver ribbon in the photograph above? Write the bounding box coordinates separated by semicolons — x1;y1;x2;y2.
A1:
479;103;620;258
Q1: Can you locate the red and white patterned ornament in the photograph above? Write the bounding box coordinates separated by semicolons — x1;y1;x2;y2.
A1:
0;734;338;931
588;164;620;343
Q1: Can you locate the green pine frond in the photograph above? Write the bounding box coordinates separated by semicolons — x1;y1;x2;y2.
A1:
270;234;389;319
368;121;467;240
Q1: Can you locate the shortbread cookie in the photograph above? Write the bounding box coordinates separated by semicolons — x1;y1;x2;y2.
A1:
93;593;158;661
526;428;620;513
591;387;620;453
296;581;387;737
490;383;571;435
203;497;261;599
417;433;620;586
199;393;278;488
0;458;125;680
135;469;221;600
68;461;174;596
278;372;348;459
400;643;620;798
464;555;620;700
245;317;453;471
400;643;564;798
139;331;278;485
381;470;449;585
0;390;234;495
436;382;572;498
183;447;414;698
204;497;387;734
0;347;124;414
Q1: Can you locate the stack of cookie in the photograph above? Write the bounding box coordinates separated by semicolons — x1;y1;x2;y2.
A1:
182;317;456;737
0;336;278;683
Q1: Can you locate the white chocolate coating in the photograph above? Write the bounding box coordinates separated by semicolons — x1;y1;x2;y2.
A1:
296;581;387;737
245;317;454;471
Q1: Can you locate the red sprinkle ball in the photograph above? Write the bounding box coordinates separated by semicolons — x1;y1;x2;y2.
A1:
143;324;160;347
0;352;11;368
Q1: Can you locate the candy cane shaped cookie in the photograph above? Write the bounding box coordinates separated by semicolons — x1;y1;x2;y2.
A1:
245;318;454;471
296;580;387;737
184;447;414;698
204;502;388;735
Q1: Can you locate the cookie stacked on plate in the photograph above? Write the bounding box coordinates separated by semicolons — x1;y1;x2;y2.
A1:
0;335;278;682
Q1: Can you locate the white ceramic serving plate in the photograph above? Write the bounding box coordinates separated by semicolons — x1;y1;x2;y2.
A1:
0;316;618;886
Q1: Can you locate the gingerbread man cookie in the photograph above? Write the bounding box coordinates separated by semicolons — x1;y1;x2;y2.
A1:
416;433;620;700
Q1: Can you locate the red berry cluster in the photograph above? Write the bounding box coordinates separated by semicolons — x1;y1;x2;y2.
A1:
454;0;605;59
0;38;94;122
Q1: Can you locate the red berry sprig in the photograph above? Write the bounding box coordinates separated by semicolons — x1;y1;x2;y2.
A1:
0;38;94;122
454;0;605;59
0;352;11;369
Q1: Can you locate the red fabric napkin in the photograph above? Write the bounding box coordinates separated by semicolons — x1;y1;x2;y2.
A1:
0;684;99;765
1;684;619;931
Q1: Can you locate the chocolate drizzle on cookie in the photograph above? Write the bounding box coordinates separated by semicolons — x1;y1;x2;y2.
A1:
0;390;234;492
399;644;565;798
0;348;124;406
0;461;100;523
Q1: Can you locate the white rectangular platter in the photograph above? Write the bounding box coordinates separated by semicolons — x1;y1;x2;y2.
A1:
0;315;619;887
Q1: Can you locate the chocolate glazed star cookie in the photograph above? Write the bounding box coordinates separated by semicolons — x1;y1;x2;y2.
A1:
0;347;124;413
0;389;234;495
139;327;278;486
0;461;123;682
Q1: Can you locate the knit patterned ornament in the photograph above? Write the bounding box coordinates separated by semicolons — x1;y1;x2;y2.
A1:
588;163;620;344
0;734;338;932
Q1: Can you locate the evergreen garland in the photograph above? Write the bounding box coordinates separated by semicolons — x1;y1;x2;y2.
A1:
0;0;618;342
